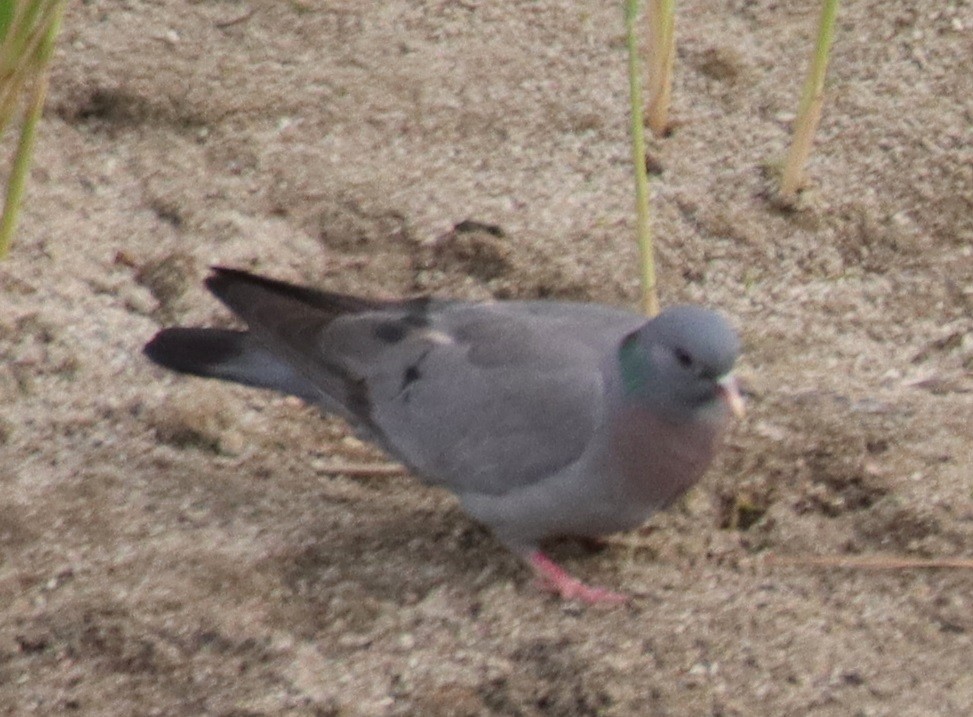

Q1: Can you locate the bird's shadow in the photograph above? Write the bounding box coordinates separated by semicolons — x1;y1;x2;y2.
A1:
263;497;508;618
260;490;618;630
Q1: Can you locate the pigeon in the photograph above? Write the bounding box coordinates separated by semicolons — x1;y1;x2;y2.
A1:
144;268;744;604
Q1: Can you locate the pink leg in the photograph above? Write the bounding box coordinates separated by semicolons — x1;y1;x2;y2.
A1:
528;551;628;605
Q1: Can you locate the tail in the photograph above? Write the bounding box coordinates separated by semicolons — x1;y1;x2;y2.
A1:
143;267;428;423
143;327;322;402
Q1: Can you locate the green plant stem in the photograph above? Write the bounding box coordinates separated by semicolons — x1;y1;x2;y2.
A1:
625;0;658;316
0;80;44;259
645;0;675;137
0;0;64;258
780;0;840;198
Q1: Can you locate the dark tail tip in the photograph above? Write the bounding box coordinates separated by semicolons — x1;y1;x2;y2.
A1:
144;327;246;377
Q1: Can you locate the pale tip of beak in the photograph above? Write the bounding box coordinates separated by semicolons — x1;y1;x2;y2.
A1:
719;375;746;419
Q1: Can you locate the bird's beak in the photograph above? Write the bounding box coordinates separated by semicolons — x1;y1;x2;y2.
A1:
718;374;746;419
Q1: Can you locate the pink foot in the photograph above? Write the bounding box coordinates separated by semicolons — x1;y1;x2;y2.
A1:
528;551;629;605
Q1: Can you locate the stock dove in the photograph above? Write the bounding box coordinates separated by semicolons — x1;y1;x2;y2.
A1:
144;268;743;604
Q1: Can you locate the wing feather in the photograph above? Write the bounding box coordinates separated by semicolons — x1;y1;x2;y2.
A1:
197;269;645;493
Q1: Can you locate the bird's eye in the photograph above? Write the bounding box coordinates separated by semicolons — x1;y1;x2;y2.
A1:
674;347;693;369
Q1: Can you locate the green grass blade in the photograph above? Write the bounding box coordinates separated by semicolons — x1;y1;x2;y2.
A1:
0;0;65;259
625;0;659;316
780;0;840;198
0;3;15;42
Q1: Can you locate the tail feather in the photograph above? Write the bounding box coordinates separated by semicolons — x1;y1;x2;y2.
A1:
206;267;384;321
206;267;434;326
143;327;321;402
143;268;434;435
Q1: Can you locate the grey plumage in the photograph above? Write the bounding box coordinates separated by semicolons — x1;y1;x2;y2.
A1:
144;268;743;603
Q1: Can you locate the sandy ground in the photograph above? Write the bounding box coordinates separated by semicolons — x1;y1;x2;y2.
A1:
2;0;972;714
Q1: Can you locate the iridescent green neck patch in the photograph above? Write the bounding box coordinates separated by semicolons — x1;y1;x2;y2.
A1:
618;334;645;395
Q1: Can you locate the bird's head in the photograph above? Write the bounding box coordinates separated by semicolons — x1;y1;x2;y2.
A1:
618;305;744;422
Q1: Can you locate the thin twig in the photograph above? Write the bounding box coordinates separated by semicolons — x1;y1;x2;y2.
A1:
215;8;255;30
645;0;675;137
315;462;407;477
765;553;973;570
